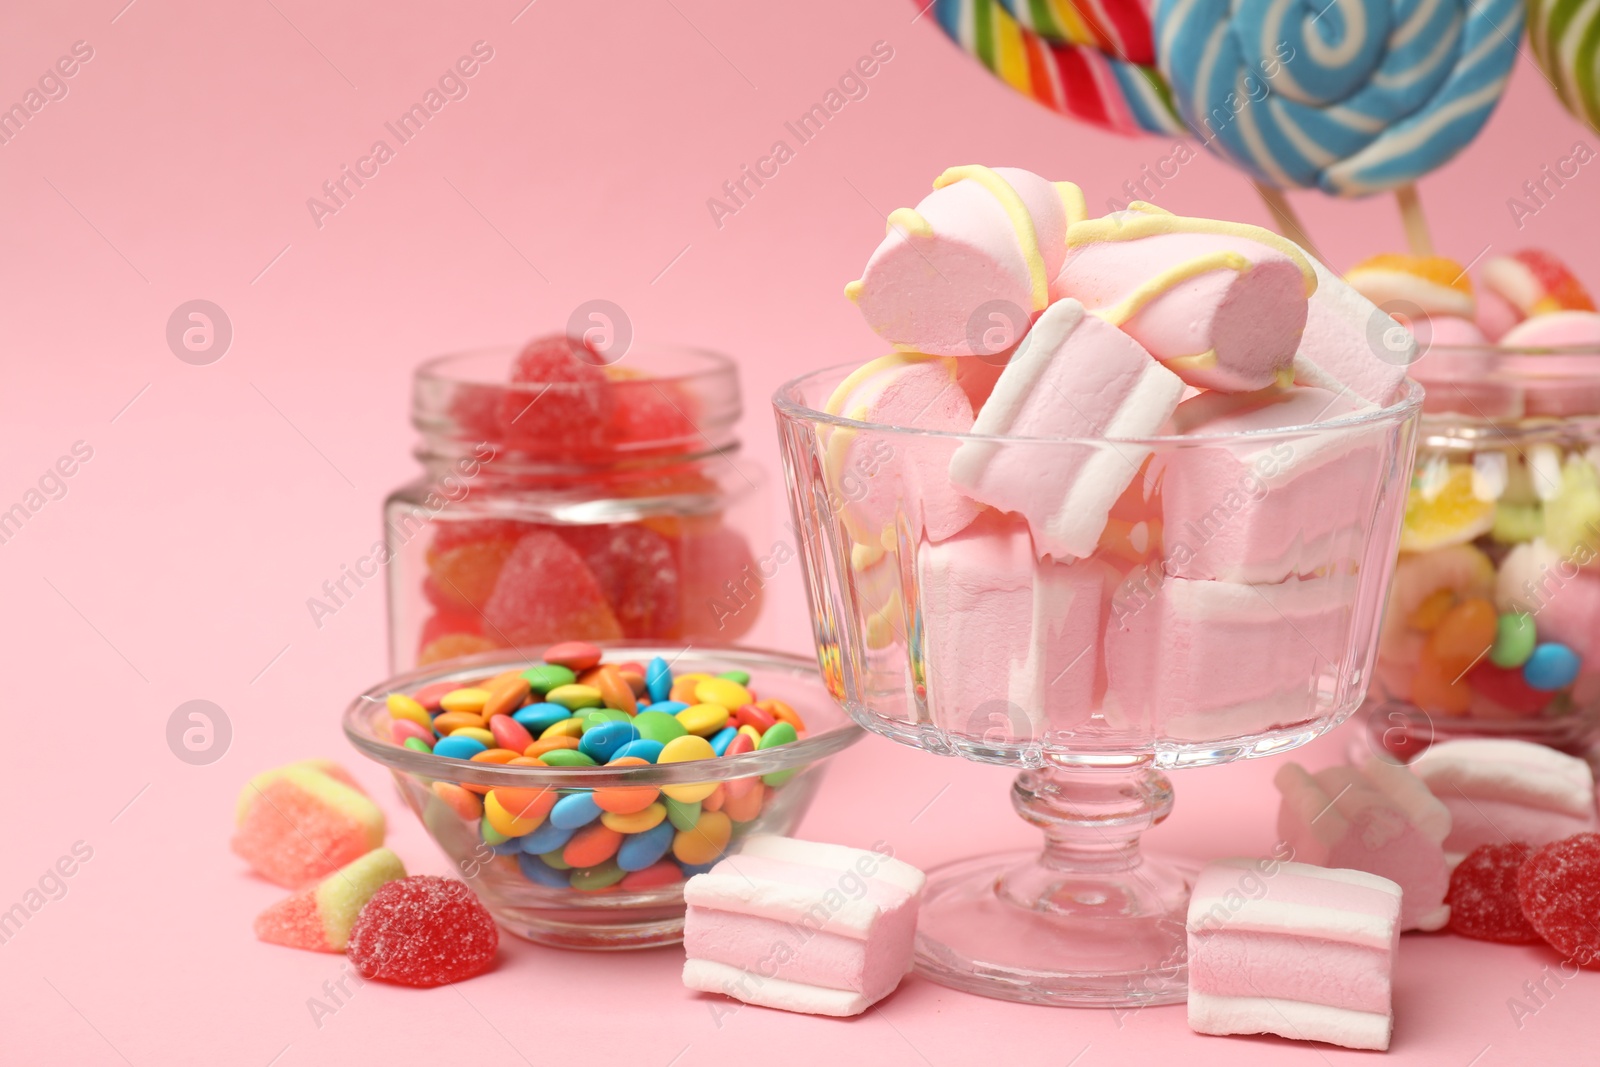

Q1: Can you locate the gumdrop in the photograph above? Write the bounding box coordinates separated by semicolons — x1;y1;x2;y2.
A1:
448;382;504;444
607;375;697;451
560;523;682;638
233;765;385;888
1518;832;1600;965
255;848;407;952
1446;843;1539;943
678;524;761;641
496;335;613;454
417;633;498;666
234;760;364;825
418;606;482;648
346;876;499;987
482;529;622;646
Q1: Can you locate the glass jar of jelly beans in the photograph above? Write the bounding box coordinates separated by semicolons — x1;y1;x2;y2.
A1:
383;339;769;670
1371;345;1600;754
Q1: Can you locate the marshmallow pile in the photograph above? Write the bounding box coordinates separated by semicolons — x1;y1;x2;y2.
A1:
830;166;1413;744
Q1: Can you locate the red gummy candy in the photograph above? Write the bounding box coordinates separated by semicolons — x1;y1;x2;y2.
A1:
429;520;526;555
426;538;519;614
496;335;613;454
1518;832;1600;965
678;524;761;640
482;529;622;646
560;524;682;638
346;876;498;987
607;376;697;450
1465;662;1551;718
447;382;505;444
1446;842;1540;943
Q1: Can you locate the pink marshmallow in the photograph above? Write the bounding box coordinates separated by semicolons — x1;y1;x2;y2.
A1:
1274;759;1451;932
1158;386;1382;583
1416;314;1489;349
1187;858;1401;1051
846;167;1079;357
1407;739;1598;863
823;352;982;547
1294;259;1413;405
916;512;1110;742
1052;228;1310;392
1501;309;1600;349
1475;286;1523;341
681;835;925;1017
949;298;1184;560
1104;572;1358;742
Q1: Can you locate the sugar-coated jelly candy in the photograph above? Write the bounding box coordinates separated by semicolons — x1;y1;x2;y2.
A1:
417;633;497;666
426;537;518;614
483;531;623;646
496;335;614;454
560;524;683;639
1447;842;1539;943
255;848;406;952
1518;833;1600;965
346;876;499;987
233;765;386;888
676;525;761;641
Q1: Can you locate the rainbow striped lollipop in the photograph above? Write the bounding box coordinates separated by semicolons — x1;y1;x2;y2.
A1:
1155;0;1525;196
1529;0;1600;133
927;0;1187;136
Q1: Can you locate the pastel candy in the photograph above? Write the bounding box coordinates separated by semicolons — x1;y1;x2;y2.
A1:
1187;858;1401;1051
232;765;386;888
823;352;982;547
681;835;926;1017
234;759;364;825
1104;572;1358;740
1274;759;1451;931
927;0;1185;137
1156;0;1523;195
1407;739;1599;863
845;165;1083;357
1052;210;1314;392
949;298;1185;559
253;847;406;953
916;512;1111;741
1501;310;1600;349
1529;0;1600;135
1293;259;1414;405
1157;385;1382;583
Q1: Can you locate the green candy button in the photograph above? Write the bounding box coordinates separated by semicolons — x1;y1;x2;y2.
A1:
541;749;598;768
665;796;702;831
634;710;688;745
522;663;578;694
1490;613;1537;669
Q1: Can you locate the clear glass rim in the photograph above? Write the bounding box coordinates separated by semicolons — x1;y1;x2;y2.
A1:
343;643;862;790
773;360;1423;446
417;344;739;393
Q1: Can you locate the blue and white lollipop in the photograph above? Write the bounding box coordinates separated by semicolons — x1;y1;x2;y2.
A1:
1155;0;1525;196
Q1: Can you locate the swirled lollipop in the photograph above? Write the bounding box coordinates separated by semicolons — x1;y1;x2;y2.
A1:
1529;0;1600;133
1155;0;1525;196
928;0;1186;135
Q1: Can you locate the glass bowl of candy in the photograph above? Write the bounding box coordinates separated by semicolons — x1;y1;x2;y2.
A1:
774;355;1421;1006
383;338;770;671
1370;343;1600;755
343;643;862;949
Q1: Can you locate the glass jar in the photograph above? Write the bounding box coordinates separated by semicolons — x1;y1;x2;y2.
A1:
384;346;767;670
1371;344;1600;755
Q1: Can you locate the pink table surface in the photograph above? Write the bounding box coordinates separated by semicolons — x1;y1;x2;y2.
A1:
5;1;1599;1063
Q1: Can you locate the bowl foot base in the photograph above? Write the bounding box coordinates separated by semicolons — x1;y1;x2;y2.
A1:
913;848;1194;1008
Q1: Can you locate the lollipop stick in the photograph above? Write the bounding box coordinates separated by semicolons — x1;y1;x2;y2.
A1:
1252;182;1322;261
1395;185;1435;257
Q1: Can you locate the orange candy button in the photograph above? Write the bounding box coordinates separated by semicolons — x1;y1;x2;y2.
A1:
1429;597;1498;671
593;756;660;814
524;736;581;759
432;781;482;820
564;824;624;868
590;665;638;715
672;810;731;866
723;782;765;823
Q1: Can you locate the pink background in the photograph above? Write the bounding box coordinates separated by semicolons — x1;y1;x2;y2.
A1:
4;0;1598;1062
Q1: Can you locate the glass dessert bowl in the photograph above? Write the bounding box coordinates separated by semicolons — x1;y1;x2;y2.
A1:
343;644;861;949
774;366;1422;1007
1370;344;1600;756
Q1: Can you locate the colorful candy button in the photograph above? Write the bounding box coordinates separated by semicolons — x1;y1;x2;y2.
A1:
672;810;732;866
517;852;570;888
695;677;753;710
563;824;623;868
549;793;603;830
540;748;598;768
546;685;603;710
634;710;688;745
610;739;665;764
402;737;433;754
617;821;676;871
602;802;667;835
386;693;431;728
432;735;488;760
665;797;702;831
1490;613;1537;669
543;641;603;672
677;703;731;737
580;720;641;763
522;663;577;693
1524;643;1581;691
512;702;573;734
646;657;673;703
569;859;627;891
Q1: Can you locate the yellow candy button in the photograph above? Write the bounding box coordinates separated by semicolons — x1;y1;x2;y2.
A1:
658;735;719;803
601;802;667;834
386;693;431;728
439;687;491;714
694;678;753;710
540;717;585;740
451;727;495;747
676;703;730;737
673;810;732;866
545;684;603;710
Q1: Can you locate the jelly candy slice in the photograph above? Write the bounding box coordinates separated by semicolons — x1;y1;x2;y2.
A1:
417;633;498;666
255;848;406;952
560;524;682;638
1517;832;1600;965
496;335;613;455
1399;465;1497;552
346;876;499;987
1446;843;1539;943
482;529;622;646
426;538;519;613
447;382;504;444
677;525;761;641
233;766;386;888
607;376;697;450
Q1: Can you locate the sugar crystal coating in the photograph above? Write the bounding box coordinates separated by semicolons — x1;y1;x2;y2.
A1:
1517;832;1600;966
346;876;498;987
1446;843;1539;943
